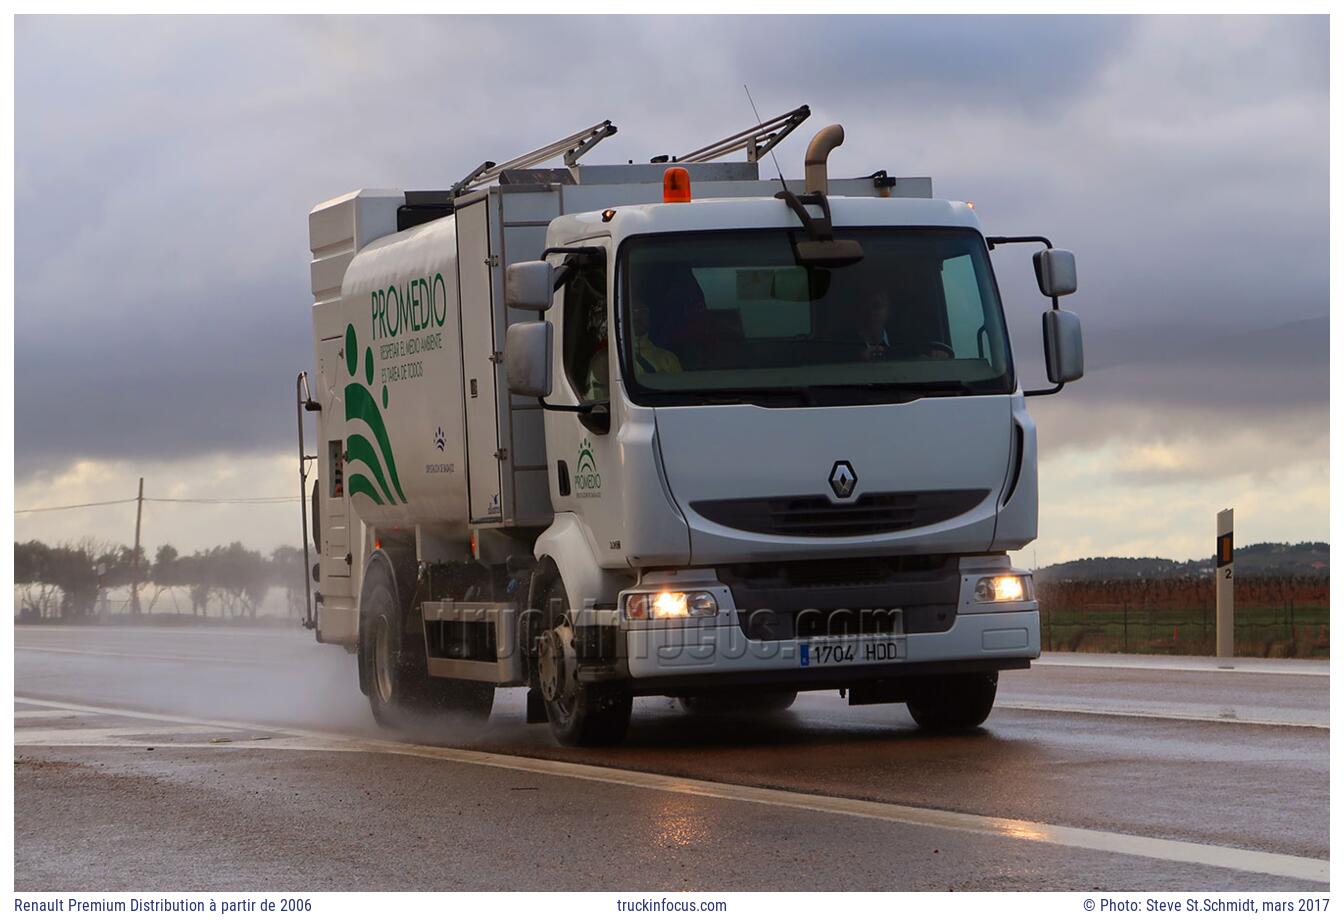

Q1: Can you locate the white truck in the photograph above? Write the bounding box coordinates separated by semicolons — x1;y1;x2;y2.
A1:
296;107;1084;745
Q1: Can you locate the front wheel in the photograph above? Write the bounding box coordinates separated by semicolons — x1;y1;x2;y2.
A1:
535;581;631;746
905;672;998;732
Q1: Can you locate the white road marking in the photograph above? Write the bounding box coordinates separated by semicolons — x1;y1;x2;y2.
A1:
994;700;1329;730
792;696;1328;732
14;695;1328;884
1033;655;1329;678
17;725;252;745
14;709;80;720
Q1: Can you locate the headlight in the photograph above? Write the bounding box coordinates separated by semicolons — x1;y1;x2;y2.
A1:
974;575;1028;603
624;590;719;620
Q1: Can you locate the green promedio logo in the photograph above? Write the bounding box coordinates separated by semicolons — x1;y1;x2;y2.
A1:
343;323;406;506
574;438;601;495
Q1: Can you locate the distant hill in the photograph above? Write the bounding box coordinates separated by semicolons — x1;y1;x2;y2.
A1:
1035;542;1329;582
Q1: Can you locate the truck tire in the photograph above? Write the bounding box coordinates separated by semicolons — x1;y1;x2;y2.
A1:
535;580;631;746
905;672;998;732
678;691;797;715
360;559;492;728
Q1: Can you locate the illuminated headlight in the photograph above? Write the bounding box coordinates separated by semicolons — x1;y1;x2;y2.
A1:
624;590;719;620
974;575;1029;603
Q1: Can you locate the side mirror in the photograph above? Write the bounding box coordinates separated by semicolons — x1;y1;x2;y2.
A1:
1043;310;1084;384
505;261;555;311
1033;248;1077;298
504;321;553;397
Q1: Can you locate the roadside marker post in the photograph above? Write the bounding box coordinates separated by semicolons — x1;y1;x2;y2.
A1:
1216;508;1234;667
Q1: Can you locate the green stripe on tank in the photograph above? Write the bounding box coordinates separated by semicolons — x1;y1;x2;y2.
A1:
345;434;395;505
344;383;408;503
347;474;384;506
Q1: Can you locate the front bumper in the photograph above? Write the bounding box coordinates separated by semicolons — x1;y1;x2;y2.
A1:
619;557;1040;691
626;609;1038;688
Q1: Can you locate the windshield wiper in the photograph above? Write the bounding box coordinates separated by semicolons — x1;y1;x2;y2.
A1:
807;380;983;400
647;386;814;407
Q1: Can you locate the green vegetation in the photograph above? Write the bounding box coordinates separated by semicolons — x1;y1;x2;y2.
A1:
1041;604;1329;658
15;539;305;622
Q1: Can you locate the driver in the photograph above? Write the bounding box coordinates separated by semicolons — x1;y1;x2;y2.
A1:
854;289;954;361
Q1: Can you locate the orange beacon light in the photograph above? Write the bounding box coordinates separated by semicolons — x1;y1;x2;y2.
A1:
663;166;692;203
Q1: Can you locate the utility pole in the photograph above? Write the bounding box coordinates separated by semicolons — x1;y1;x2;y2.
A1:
130;477;144;616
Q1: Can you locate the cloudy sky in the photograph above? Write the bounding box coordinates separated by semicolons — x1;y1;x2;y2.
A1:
14;15;1328;567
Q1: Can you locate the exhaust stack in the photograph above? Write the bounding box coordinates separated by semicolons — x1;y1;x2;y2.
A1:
804;124;845;195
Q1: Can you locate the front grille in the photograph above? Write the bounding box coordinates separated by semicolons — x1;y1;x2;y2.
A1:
719;555;962;641
795;608;902;638
691;489;988;537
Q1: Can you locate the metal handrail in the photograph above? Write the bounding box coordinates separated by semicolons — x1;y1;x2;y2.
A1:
450;119;618;198
673;104;811;164
295;372;320;630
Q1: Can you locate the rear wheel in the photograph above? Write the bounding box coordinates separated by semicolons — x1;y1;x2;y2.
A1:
905;672;997;732
535;580;631;746
360;559;493;728
678;691;798;715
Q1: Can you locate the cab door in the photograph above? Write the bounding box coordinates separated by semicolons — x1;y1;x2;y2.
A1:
546;248;624;565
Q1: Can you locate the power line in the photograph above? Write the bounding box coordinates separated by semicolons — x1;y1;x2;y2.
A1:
16;495;299;514
15;498;138;514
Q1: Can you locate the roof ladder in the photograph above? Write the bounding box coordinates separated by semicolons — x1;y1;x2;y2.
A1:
664;104;811;164
450;119;618;198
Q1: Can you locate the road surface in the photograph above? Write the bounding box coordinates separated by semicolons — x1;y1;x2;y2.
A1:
13;624;1329;890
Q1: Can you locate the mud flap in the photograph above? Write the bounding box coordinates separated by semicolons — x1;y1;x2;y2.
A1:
526;688;547;724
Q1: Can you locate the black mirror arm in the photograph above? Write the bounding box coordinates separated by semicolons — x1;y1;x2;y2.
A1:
985;235;1053;250
990;235;1069;397
1024;382;1064;398
537;398;610;416
986;235;1060;313
775;188;836;242
540;246;604;293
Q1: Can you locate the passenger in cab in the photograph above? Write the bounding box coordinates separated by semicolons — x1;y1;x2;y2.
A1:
585;270;682;399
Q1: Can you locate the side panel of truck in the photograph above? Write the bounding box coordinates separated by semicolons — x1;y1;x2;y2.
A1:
496;186;561;529
318;335;352;583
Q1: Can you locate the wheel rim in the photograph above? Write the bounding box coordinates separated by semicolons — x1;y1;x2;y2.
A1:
537;623;577;716
371;616;394;704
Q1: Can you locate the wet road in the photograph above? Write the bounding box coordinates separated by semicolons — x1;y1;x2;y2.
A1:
14;624;1329;890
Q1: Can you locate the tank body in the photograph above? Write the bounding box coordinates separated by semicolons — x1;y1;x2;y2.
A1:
335;214;470;532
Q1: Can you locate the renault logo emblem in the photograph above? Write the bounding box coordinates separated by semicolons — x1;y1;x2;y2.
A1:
829;460;857;499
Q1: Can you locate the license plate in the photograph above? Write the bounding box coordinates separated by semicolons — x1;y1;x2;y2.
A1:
800;637;907;667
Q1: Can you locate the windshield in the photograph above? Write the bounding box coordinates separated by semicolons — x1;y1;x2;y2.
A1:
617;228;1014;405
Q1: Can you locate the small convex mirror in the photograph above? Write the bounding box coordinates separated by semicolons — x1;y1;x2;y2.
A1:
1043;310;1084;384
1033;248;1077;298
505;261;556;311
504;321;553;397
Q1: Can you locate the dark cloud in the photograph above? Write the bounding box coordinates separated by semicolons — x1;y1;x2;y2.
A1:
15;15;1328;476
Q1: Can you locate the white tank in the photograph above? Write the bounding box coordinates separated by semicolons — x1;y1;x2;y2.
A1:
335;215;470;532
